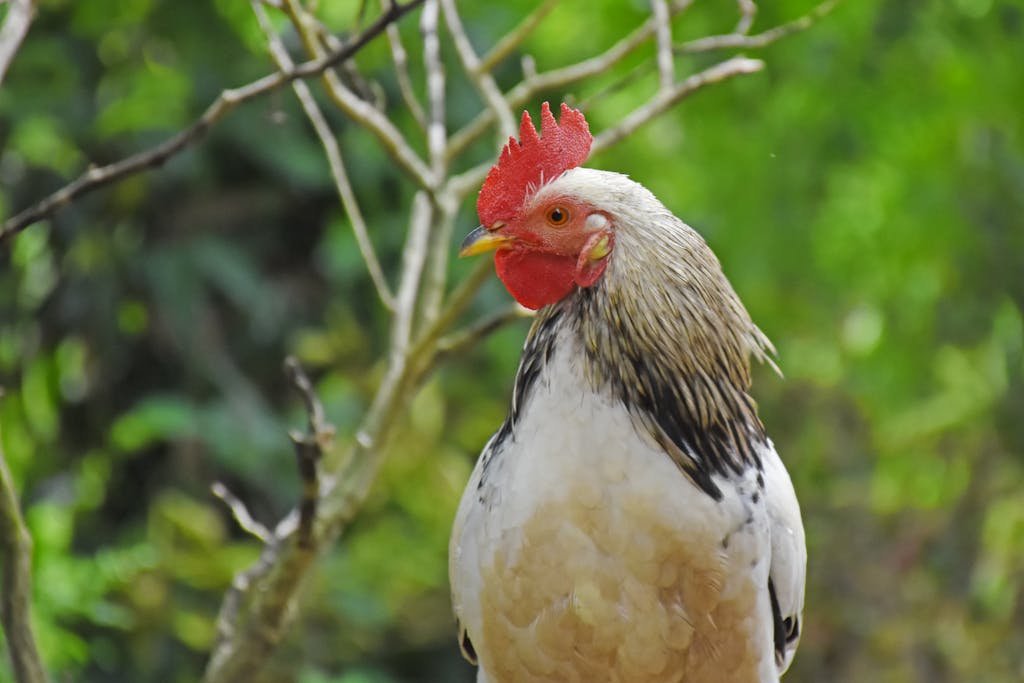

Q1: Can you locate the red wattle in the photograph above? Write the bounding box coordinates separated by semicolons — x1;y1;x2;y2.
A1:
494;250;577;310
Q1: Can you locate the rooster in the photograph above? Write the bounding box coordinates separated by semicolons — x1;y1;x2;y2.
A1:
449;103;805;683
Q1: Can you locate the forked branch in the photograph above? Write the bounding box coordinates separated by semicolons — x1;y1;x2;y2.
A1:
252;0;395;309
593;56;765;153
477;0;559;75
439;0;517;138
280;0;435;190
203;358;334;683
0;0;426;243
678;0;838;53
444;0;697;163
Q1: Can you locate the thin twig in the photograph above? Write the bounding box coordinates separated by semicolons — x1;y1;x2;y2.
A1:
436;303;533;360
442;0;695;199
447;56;765;199
417;0;455;327
593;56;764;153
516;0;694;93
651;0;675;91
311;263;498;558
281;0;435;189
446;55;759;204
735;0;758;34
677;0;839;54
418;208;455;327
420;0;446;176
445;159;490;202
584;0;837;112
284;357;333;547
0;0;34;87
444;0;696;164
204;510;312;683
391;192;434;359
211;482;271;543
439;0;517;139
477;0;559;75
521;54;537;80
202;358;335;682
409;257;494;360
0;0;427;242
253;0;395;309
307;271;497;557
275;6;386;112
575;59;650;112
385;22;427;130
0;412;49;683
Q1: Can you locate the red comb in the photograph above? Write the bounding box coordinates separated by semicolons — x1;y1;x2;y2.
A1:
477;102;592;227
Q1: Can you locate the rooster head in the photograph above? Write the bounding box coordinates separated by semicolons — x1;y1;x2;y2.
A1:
460;102;614;310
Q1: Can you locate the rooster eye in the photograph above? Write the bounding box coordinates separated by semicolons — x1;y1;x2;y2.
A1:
547;207;570;226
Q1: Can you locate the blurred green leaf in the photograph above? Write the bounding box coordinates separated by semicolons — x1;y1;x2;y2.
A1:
8;115;83;174
109;396;198;452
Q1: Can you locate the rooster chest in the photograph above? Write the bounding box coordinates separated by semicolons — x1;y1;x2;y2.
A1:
452;343;776;683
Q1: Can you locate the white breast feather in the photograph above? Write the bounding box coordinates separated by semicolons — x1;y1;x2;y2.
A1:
451;341;791;683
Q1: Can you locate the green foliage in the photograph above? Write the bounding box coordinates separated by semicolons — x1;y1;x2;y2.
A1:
1;0;1022;681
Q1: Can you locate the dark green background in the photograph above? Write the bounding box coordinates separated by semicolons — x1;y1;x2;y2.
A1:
1;0;1022;681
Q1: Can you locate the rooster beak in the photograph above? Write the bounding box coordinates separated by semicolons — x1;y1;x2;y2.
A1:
459;225;514;257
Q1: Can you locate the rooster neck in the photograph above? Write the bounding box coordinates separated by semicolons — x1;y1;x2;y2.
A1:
489;243;772;500
569;276;769;499
486;169;775;499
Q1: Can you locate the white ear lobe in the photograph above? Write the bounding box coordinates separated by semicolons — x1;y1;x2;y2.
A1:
585;213;608;231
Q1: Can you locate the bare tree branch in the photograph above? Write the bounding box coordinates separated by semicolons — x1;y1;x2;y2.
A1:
391;192;434;360
447;57;763;204
252;0;396;309
211;482;271;544
204;357;334;682
0;0;34;87
0;408;49;683
436;303;533;360
449;55;765;201
477;0;559;75
411;257;494;359
593;56;765;153
735;0;758;34
677;0;839;54
444;0;695;164
439;0;517;139
284;357;333;547
417;1;456;326
385;22;427;130
280;0;435;190
420;0;447;177
0;0;426;243
419;209;456;326
575;60;651;113
651;0;675;91
202;251;493;681
204;510;314;683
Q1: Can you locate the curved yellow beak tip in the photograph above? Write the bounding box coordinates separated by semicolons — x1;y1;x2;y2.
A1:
459;225;514;257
